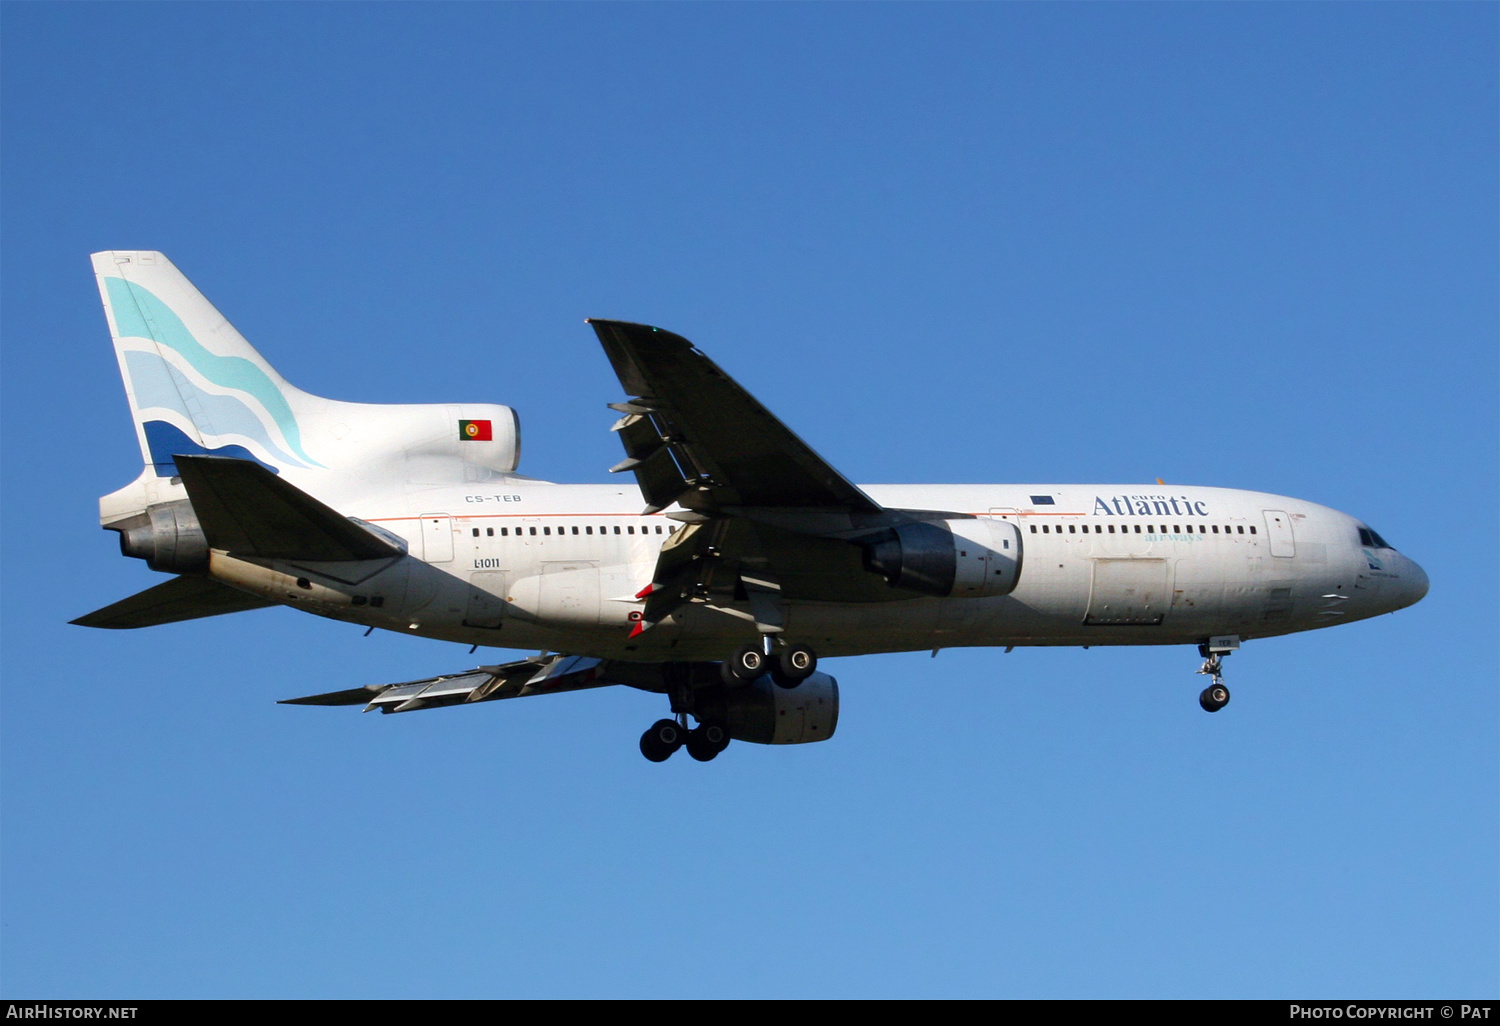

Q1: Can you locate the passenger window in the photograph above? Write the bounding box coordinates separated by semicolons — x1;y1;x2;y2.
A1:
472;528;480;537
656;526;663;534
1107;525;1115;534
1030;525;1037;534
1250;526;1257;534
586;526;593;535
614;526;621;535
1236;526;1244;534
1134;525;1141;534
572;526;579;535
487;528;494;537
529;527;537;536
1211;525;1219;534
628;526;635;535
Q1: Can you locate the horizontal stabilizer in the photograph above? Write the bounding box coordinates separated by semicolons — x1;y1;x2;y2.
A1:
280;654;612;713
72;575;275;629
174;455;403;561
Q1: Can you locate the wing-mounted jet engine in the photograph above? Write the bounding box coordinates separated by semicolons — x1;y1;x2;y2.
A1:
861;518;1023;598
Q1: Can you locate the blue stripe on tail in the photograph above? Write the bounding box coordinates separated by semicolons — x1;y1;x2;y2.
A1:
143;420;280;477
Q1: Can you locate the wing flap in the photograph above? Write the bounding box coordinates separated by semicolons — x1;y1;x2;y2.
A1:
279;655;613;713
72;575;276;629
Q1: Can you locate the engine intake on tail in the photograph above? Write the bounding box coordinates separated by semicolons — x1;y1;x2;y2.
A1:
862;518;1023;598
117;500;209;574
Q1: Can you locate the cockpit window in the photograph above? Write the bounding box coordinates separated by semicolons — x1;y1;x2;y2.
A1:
1358;526;1395;550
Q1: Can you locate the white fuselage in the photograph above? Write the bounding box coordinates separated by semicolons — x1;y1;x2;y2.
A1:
218;480;1428;662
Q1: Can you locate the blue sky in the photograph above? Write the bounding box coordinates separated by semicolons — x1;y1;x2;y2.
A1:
2;3;1495;998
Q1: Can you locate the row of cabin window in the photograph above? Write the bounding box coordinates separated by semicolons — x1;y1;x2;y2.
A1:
469;524;676;538
1030;523;1257;536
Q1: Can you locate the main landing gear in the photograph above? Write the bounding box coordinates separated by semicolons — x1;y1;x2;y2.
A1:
639;662;734;764
1196;641;1231;712
639;716;729;763
721;639;817;689
639;640;820;763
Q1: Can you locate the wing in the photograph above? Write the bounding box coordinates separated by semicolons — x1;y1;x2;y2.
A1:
280;654;616;713
588;320;883;515
590;320;942;634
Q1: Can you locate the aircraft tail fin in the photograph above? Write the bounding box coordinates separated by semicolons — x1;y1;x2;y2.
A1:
91;252;523;526
71;574;275;629
92;251;324;478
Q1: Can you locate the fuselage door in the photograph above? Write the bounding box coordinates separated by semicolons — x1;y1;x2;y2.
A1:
1262;510;1295;558
420;514;455;563
1084;558;1169;626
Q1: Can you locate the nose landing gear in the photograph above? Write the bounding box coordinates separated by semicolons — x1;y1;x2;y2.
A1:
1198;681;1230;712
1195;637;1237;712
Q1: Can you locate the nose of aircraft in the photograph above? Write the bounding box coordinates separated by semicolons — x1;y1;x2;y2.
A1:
1394;554;1430;609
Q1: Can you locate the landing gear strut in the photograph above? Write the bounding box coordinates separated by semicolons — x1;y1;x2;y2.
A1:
1196;641;1231;712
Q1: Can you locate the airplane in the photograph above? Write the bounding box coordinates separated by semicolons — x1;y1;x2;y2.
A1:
73;251;1430;762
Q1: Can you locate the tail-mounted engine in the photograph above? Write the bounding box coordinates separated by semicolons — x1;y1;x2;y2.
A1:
116;500;209;575
863;518;1023;598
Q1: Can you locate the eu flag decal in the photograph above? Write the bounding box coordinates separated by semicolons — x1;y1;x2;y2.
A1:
459;419;492;441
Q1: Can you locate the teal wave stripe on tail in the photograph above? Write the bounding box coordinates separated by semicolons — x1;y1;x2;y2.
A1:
105;277;324;468
124;350;308;470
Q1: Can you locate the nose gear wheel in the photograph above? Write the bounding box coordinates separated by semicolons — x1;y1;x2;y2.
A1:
1195;644;1231;713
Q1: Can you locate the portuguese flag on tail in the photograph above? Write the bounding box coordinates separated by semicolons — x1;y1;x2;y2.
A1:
459;419;492;441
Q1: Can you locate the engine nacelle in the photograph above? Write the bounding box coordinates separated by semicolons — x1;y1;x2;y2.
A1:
117;500;209;574
694;671;839;745
863;518;1022;598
